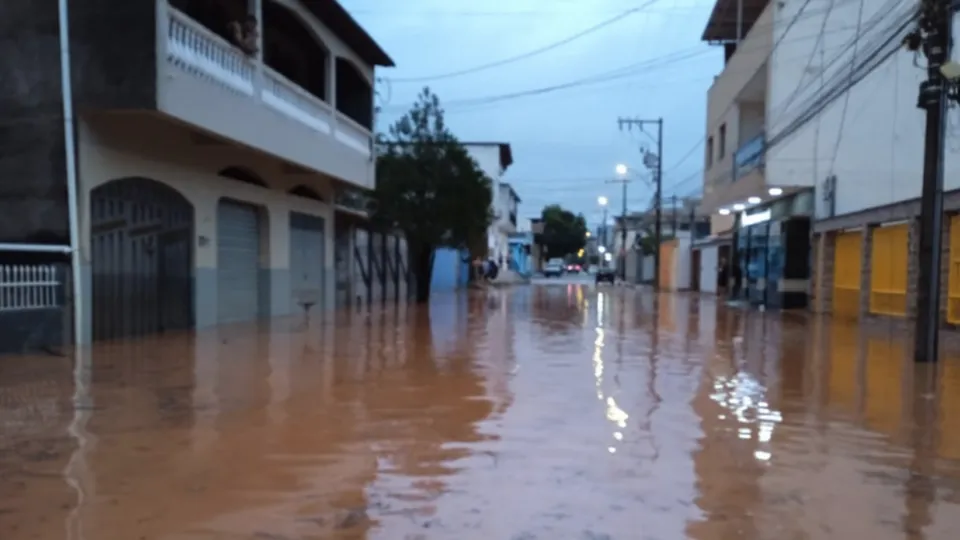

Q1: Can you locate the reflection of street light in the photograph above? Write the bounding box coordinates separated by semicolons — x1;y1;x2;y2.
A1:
615;163;628;177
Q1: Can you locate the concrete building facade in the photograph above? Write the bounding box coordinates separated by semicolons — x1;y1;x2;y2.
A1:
0;0;404;349
462;142;515;262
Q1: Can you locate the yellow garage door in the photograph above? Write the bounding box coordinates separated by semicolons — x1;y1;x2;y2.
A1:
660;241;676;290
833;231;862;318
948;215;960;323
870;223;908;317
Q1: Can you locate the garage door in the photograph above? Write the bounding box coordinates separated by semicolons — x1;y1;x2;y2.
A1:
217;200;262;324
289;213;325;312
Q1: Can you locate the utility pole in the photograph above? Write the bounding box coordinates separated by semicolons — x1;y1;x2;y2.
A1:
618;117;663;289
607;175;630;276
909;0;952;364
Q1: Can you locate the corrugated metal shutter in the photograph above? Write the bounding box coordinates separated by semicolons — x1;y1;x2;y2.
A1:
217;200;261;324
869;223;908;317
289;212;325;312
833;231;862;319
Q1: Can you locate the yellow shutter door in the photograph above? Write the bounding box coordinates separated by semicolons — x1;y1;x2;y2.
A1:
833;231;862;318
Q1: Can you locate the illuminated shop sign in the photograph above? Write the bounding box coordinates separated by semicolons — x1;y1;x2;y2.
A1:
740;209;771;227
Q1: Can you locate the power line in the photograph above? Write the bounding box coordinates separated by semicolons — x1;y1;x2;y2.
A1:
379;23;869;115
385;0;662;83
662;0;902;175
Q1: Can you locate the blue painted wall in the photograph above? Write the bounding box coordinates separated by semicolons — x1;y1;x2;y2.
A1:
431;247;469;292
508;232;532;275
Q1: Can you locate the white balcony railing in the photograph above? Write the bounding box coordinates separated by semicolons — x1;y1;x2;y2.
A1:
164;6;371;158
261;66;333;134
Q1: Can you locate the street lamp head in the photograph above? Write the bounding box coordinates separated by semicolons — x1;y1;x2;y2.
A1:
598;196;608;206
585;231;591;237
615;164;628;176
598;245;607;253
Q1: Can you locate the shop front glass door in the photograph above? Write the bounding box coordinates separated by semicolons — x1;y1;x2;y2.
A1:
747;225;768;304
766;222;784;307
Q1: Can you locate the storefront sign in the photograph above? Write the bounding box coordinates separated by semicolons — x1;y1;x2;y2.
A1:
741;209;772;227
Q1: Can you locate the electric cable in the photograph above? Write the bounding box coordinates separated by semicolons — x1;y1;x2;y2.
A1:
825;0;868;177
385;0;663;83
379;22;869;115
768;10;914;149
664;0;903;175
774;0;837;117
660;0;817;174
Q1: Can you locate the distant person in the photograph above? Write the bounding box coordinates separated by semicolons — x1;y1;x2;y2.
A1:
486;258;500;281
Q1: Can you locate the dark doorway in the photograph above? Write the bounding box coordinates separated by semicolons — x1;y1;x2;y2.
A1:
335;58;373;129
718;244;731;293
90;177;194;341
691;248;701;292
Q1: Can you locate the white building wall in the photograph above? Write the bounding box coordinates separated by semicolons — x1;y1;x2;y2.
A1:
674;235;692;290
464;144;509;259
766;0;960;218
700;245;719;293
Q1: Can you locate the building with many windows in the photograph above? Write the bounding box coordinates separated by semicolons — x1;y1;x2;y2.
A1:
0;0;402;348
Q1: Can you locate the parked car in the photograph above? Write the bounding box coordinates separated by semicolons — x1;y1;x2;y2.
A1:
595;268;616;284
543;261;565;278
566;263;581;273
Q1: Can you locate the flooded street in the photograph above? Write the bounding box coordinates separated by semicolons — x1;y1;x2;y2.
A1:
4;284;960;539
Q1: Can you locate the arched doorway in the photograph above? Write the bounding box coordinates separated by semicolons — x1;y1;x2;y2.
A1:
90;177;194;341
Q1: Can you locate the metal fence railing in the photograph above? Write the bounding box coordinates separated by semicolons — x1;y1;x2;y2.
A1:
0;263;69;355
0;265;62;312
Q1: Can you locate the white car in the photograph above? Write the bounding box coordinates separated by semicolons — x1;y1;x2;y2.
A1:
543;261;564;278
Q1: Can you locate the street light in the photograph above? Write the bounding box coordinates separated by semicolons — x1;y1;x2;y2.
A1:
598;245;607;253
597;196;609;265
615;163;628;177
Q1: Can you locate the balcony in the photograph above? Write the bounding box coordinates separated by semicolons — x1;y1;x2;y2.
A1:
158;3;378;190
733;133;765;180
704;2;772;148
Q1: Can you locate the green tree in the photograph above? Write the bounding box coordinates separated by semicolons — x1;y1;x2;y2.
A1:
537;204;587;260
373;88;492;302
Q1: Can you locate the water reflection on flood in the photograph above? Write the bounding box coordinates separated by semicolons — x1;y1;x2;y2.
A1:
3;287;960;538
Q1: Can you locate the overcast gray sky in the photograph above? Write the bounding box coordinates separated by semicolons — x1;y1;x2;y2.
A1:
342;0;721;229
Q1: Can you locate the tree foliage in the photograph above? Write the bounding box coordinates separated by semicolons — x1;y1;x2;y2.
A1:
538;204;587;259
373;88;492;301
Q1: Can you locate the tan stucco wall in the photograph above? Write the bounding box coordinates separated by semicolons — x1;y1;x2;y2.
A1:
75;113;335;273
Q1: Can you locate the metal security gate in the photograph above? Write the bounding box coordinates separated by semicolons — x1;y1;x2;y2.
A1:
369;232;384;304
91;177;194;341
353;227;370;306
289;213;325;313
334;220;352;307
217;200;262;324
397;236;409;300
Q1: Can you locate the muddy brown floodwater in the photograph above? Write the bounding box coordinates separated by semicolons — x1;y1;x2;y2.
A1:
3;286;960;539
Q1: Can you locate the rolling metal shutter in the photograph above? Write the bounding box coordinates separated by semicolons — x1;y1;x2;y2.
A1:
217;200;261;324
289;213;325;312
